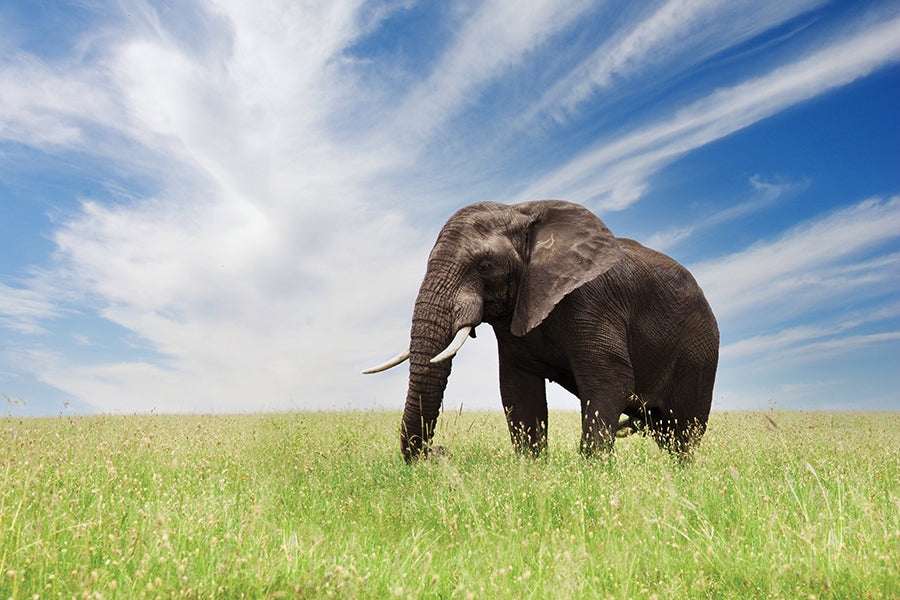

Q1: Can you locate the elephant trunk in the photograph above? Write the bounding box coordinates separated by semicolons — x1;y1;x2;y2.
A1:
401;276;482;461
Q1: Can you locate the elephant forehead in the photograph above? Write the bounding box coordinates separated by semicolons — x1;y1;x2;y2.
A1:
431;229;516;261
442;215;507;238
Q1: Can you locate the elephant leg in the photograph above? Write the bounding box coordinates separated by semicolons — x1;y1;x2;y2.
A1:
572;360;634;457
648;408;704;464
650;353;715;460
498;350;548;456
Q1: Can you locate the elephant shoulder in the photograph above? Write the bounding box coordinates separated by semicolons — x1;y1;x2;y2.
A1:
613;237;703;297
615;237;678;268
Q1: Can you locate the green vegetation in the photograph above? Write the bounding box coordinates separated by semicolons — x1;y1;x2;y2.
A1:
1;410;898;599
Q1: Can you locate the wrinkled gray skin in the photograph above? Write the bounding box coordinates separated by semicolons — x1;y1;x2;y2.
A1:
394;200;718;462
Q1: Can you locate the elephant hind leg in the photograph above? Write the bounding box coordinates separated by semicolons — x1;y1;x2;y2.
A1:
615;397;649;438
649;413;707;463
576;370;635;457
648;357;715;460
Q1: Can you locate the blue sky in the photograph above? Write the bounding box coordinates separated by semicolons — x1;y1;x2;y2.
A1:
1;0;899;416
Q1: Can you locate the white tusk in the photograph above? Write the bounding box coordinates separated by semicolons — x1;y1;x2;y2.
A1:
362;349;410;374
430;327;472;364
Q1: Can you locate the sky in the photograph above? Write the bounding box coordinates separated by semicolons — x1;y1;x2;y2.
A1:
1;0;899;417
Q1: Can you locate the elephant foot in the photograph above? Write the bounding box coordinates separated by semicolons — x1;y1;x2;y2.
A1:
512;441;547;458
426;444;452;459
579;435;615;459
403;443;452;463
616;413;639;437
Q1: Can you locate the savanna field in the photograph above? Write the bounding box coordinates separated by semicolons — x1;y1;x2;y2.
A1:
1;409;898;599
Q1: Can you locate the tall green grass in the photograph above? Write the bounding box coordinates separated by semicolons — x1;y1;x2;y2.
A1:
1;410;898;599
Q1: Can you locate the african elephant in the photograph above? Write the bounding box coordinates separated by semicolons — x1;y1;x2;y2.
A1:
365;200;719;462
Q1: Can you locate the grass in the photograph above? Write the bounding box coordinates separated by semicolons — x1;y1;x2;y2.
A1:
1;409;898;599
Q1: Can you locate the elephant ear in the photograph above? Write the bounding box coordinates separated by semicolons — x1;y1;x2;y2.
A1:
510;201;625;337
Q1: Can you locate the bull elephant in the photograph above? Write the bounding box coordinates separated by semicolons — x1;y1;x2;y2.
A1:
365;200;719;462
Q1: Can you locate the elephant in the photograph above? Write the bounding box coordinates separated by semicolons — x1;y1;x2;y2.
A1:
365;200;719;462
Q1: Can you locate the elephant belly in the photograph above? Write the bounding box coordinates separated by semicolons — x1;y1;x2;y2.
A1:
493;325;578;392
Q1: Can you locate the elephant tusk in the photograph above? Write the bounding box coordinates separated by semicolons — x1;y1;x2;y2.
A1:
362;349;410;374
430;326;472;364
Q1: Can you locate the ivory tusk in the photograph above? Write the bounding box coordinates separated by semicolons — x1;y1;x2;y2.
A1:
430;326;472;364
362;349;410;374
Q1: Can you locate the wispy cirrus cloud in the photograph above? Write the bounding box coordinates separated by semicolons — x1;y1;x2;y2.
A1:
696;194;900;410
0;53;119;149
704;175;811;228
646;174;810;251
514;11;900;210
530;0;828;121
694;196;900;323
0;282;60;334
722;299;900;362
365;1;596;159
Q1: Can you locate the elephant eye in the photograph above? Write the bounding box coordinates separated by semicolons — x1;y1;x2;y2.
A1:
477;260;492;273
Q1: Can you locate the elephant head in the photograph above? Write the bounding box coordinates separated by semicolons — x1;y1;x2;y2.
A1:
365;201;626;461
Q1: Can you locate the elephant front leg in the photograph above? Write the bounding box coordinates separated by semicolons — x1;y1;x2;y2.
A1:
498;350;548;456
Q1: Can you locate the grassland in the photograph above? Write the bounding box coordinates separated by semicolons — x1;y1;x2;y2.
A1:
1;409;898;599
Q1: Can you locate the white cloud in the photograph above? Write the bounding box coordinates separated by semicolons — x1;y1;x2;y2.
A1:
722;325;836;361
0;282;60;334
514;12;900;209
693;197;900;322
700;198;900;410
645;174;810;251
0;54;118;148
375;0;595;156
46;189;429;412
531;0;828;121
644;226;695;252
1;1;430;412
721;298;900;361
707;175;810;226
779;331;900;363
